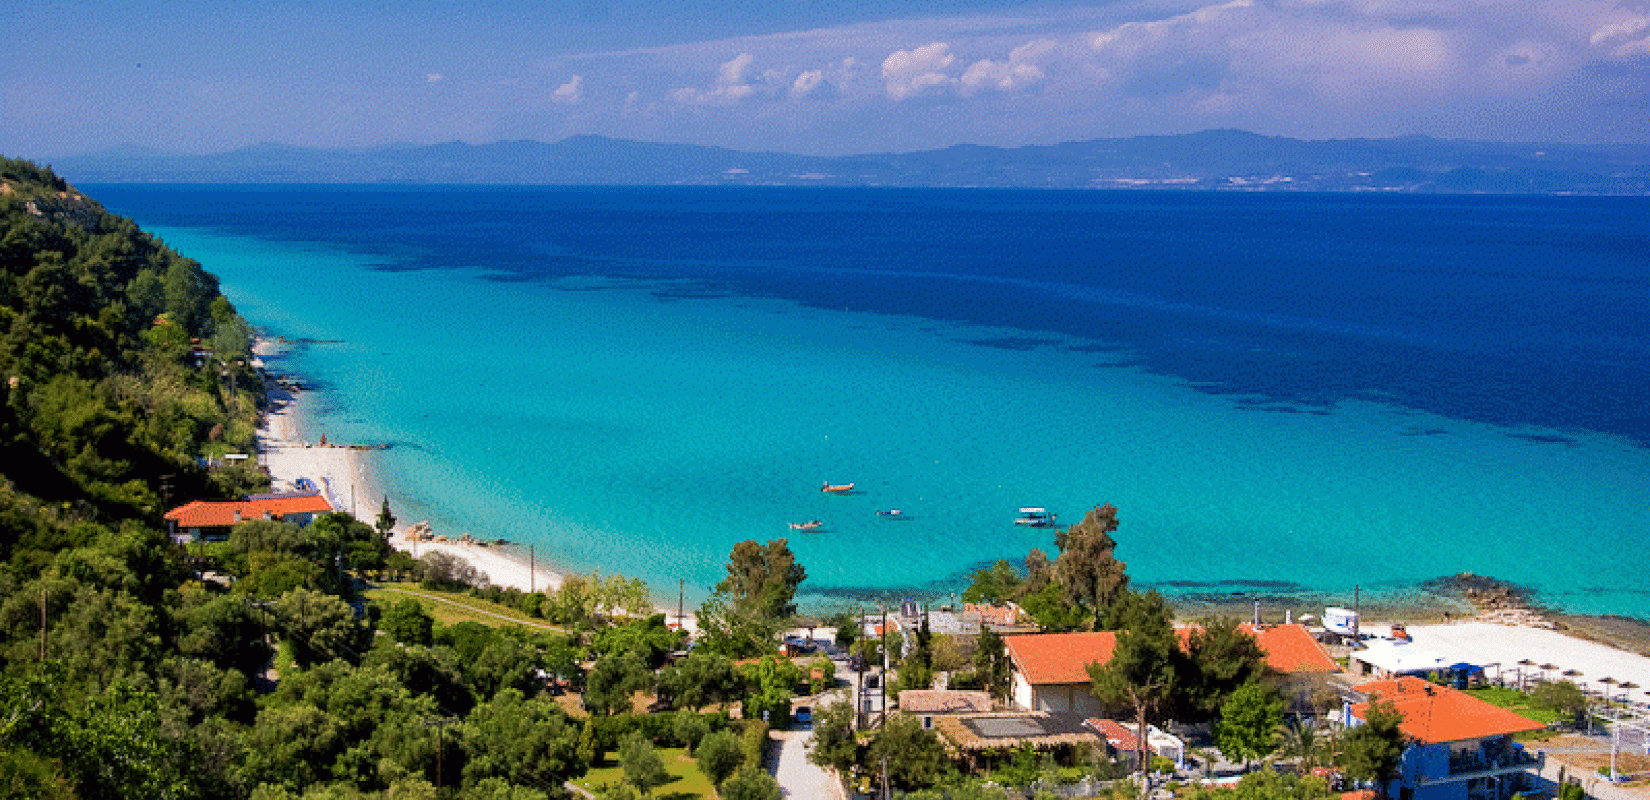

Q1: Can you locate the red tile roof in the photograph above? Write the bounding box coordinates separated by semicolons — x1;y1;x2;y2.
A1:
1240;624;1341;674
165;494;333;528
1006;623;1336;686
1351;676;1543;744
1084;718;1143;753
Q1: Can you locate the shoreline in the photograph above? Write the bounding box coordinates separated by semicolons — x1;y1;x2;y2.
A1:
251;336;1648;651
255;337;569;597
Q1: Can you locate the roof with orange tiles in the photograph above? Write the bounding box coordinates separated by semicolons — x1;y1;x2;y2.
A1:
1350;676;1544;744
165;493;333;528
1084;718;1143;753
1007;624;1336;685
1240;624;1341;673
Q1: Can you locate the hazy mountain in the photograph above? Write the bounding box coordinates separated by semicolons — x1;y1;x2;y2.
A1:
48;130;1650;193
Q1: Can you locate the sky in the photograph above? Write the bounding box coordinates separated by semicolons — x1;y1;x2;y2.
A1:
3;0;1648;158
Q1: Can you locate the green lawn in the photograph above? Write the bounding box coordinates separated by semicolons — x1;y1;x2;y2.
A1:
575;748;716;800
1465;686;1563;725
362;584;564;631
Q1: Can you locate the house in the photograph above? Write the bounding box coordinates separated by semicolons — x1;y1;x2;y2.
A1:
930;711;1102;771
1004;623;1339;715
1084;719;1187;770
898;690;994;729
165;492;334;543
1351;638;1452;680
1348;676;1544;800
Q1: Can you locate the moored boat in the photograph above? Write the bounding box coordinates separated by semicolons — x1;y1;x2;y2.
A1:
821;482;854;493
1014;507;1057;527
789;520;824;530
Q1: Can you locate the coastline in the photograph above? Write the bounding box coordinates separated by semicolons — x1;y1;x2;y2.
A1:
255;337;568;597
251;334;1648;654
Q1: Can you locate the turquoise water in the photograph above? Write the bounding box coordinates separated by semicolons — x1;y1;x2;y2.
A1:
87;184;1648;619
134;213;1650;620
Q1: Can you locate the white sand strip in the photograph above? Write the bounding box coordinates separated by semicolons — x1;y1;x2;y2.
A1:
1406;621;1650;704
255;338;565;595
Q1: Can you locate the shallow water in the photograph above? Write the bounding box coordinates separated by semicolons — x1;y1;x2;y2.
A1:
89;186;1650;619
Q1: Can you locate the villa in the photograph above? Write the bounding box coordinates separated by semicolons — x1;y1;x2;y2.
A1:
1004;623;1340;716
165;491;334;543
1347;676;1544;800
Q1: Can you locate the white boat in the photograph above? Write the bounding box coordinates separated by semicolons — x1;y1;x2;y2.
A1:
1014;507;1057;527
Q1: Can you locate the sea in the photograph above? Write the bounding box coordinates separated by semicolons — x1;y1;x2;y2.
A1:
85;185;1650;619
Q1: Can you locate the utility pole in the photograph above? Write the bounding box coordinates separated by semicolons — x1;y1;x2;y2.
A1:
530;545;535;594
678;579;685;630
881;604;889;717
425;716;459;788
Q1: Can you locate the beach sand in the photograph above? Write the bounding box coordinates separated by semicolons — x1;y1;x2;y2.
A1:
255;339;565;595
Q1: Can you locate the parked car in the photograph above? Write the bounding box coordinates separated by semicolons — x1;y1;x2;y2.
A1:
794;706;812;724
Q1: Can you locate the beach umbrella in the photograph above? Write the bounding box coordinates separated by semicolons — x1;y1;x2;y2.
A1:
1599;677;1618;701
1618;681;1639;702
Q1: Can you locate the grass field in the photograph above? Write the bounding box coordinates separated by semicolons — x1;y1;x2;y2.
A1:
574;748;716;800
362;583;564;631
1465;686;1564;725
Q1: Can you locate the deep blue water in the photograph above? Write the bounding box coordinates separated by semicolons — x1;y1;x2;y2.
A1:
88;185;1650;617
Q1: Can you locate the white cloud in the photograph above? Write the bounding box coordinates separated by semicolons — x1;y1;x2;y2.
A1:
672;52;760;105
882;42;956;100
960;39;1056;95
553;75;584;104
791;69;825;98
425;73;444;84
1591;14;1650;57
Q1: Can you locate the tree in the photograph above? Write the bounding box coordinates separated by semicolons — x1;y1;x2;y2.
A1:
1340;696;1406;800
972;627;1011;703
619;732;670;796
1214;682;1284;769
271;586;371;667
461;689;584;791
1179;617;1269;722
592;614;683;669
375;496;396;542
1531;681;1587;724
658;653;746;711
1277;718;1330;772
1052;505;1130;629
1087;591;1181;781
721;766;782;800
740;655;802;728
583;652;652;716
696;728;745;787
962;561;1023;605
717;538;806;620
865;713;950;791
806;701;859;777
380;598;435;646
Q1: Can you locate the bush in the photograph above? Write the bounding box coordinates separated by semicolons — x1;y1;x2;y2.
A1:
740;720;770;770
696;729;744;787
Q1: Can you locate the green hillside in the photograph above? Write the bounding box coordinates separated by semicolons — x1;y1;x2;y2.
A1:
0;158;593;799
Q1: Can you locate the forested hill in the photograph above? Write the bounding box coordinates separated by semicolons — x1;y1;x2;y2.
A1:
0;157;623;800
1;156;264;543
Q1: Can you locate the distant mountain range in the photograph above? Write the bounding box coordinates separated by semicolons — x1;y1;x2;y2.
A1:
48;130;1650;193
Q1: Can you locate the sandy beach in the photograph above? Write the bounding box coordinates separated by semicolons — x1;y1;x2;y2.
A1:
254;338;566;595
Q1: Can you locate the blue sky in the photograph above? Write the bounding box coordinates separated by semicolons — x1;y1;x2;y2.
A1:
4;0;1648;157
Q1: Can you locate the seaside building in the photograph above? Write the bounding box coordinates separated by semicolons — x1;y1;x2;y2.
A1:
1083;719;1188;771
165;491;334;543
1346;676;1544;800
897;689;994;730
1004;623;1340;716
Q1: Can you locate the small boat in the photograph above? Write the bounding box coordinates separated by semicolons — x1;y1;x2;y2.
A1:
1014;507;1057;527
821;482;855;493
789;520;824;530
875;509;903;517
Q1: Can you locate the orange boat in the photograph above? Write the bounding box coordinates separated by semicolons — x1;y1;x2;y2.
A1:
821;482;854;493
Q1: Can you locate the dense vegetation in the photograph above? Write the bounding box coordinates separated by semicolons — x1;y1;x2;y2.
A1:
0;158;629;799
